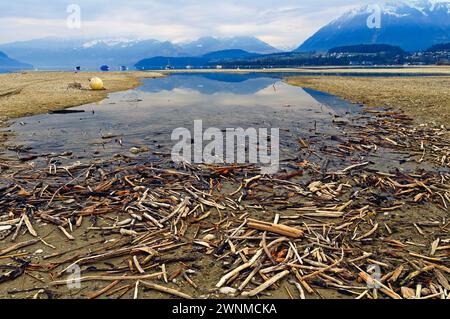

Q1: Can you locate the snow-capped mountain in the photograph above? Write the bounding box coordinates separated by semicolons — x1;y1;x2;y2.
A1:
297;0;450;52
0;36;280;69
178;36;280;56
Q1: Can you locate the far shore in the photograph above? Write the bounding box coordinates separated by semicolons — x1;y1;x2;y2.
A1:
161;65;450;75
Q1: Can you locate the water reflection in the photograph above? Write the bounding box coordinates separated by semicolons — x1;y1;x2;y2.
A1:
5;73;359;160
139;73;280;95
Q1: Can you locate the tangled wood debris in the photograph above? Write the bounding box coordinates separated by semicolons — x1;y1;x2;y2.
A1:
0;108;448;299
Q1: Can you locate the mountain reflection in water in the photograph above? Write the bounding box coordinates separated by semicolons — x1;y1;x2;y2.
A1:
6;73;360;161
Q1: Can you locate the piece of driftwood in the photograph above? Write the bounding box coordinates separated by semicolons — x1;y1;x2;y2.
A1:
140;281;193;299
0;87;22;98
0;239;39;256
50;273;163;286
241;270;289;297
247;219;303;238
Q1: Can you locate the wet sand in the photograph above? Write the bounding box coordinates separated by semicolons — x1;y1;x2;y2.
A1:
0;105;448;299
285;76;450;126
0;71;448;300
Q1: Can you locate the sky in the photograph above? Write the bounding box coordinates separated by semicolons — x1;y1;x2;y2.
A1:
0;0;438;49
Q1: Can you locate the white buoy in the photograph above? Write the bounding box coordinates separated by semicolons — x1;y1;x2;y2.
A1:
89;77;104;90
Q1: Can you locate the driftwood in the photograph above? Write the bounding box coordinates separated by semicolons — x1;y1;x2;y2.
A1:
140;281;193;299
0;239;39;256
50;273;163;286
241;270;289;297
0;103;448;300
247;219;303;238
0;87;22;98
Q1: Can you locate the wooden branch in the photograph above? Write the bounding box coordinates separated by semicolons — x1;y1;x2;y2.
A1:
216;249;263;288
0;239;40;256
140;281;193;299
0;87;23;98
247;219;303;238
241;270;289;297
50;272;163;286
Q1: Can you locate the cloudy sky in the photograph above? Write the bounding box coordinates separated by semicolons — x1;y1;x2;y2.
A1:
0;0;402;49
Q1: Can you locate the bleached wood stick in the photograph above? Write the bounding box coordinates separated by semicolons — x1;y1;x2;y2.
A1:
0;239;39;256
359;272;402;299
216;249;263;288
50;272;163;286
58;226;75;240
247;219;303;238
23;214;37;237
241;270;290;297
140;281;193;299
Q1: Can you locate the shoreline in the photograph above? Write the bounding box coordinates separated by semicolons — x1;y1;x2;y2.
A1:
1;69;448;140
0;71;164;121
0;68;448;299
161;66;450;75
285;75;450;126
1;67;449;123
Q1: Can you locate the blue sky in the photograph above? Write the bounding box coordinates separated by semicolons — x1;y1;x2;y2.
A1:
0;0;426;49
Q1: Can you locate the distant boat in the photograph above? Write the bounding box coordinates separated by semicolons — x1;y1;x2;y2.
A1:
186;65;192;69
165;59;174;70
100;65;110;71
120;66;128;71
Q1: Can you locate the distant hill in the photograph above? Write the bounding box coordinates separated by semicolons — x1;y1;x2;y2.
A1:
0;51;32;71
329;44;406;55
426;42;450;52
135;49;261;70
297;0;450;52
202;49;261;60
0;36;279;69
208;43;408;68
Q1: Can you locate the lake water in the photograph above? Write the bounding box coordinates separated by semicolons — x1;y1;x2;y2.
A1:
4;73;362;168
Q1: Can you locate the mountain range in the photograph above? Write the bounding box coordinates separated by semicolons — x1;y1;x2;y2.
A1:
0;51;32;71
0;36;279;69
297;0;450;52
0;0;449;69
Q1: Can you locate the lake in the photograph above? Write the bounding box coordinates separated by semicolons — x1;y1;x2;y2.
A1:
4;72;365;170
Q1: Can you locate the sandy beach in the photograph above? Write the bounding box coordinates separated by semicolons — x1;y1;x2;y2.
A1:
0;71;164;121
164;66;450;125
2;0;450;302
286;75;450;125
0;69;448;300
